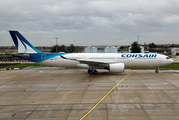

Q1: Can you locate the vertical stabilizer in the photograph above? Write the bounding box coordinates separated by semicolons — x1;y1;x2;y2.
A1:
9;31;43;53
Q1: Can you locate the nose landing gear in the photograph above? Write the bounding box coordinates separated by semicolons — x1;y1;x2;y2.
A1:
88;69;98;75
155;67;159;73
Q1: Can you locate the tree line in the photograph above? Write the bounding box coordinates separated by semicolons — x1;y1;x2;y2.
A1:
50;44;84;53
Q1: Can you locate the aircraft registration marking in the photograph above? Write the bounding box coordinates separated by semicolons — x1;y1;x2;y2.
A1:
80;73;130;120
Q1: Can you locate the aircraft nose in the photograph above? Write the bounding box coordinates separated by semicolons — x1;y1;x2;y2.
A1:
171;59;174;63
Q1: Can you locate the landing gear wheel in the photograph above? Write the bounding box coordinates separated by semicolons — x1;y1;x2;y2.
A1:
155;67;159;73
88;69;98;75
88;69;93;75
94;70;98;75
155;70;159;73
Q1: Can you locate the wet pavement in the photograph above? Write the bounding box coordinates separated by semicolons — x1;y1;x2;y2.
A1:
0;69;179;120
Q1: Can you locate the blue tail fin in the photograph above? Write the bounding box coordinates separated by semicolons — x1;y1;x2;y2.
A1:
9;31;43;53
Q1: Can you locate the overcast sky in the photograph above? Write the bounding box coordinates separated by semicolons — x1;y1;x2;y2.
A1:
0;0;179;46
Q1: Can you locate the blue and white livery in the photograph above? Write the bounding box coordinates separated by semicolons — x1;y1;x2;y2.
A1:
9;31;174;74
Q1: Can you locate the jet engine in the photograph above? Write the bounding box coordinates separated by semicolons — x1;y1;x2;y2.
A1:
108;63;125;73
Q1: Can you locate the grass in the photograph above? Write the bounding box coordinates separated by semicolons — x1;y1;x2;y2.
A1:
1;63;179;70
39;49;51;52
160;63;179;70
0;63;45;69
127;63;179;70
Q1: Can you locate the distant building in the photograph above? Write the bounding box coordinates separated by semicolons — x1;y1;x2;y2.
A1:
104;46;117;53
171;48;179;55
84;46;97;53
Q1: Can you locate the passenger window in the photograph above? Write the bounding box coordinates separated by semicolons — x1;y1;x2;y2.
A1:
166;57;170;59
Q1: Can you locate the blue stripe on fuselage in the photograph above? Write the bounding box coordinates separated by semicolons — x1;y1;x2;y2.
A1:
12;53;71;62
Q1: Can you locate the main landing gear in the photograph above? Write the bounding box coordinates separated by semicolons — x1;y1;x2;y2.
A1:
88;69;98;75
155;67;159;73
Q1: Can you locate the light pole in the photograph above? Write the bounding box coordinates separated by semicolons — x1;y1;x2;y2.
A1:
55;37;58;53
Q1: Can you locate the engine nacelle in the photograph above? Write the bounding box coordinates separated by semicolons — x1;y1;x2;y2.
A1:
108;63;125;73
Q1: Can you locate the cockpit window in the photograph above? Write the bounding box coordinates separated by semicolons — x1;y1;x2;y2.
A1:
166;57;170;59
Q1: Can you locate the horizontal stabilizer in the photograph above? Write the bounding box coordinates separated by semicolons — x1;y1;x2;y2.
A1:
11;53;30;59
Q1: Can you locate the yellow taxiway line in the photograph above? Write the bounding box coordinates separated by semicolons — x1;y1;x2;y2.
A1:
0;74;18;80
80;73;130;120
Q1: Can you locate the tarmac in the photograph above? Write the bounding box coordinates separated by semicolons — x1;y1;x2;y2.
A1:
0;68;179;120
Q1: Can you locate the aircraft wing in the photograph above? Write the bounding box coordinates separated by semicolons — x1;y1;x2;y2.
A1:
61;55;118;66
76;59;117;65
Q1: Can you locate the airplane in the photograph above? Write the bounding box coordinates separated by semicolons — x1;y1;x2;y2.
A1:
9;31;174;74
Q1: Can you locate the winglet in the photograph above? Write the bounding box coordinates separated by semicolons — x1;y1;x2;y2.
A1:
61;55;76;60
9;31;43;53
60;55;67;59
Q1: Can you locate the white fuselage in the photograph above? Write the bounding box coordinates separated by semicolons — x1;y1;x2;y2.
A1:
40;53;173;68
